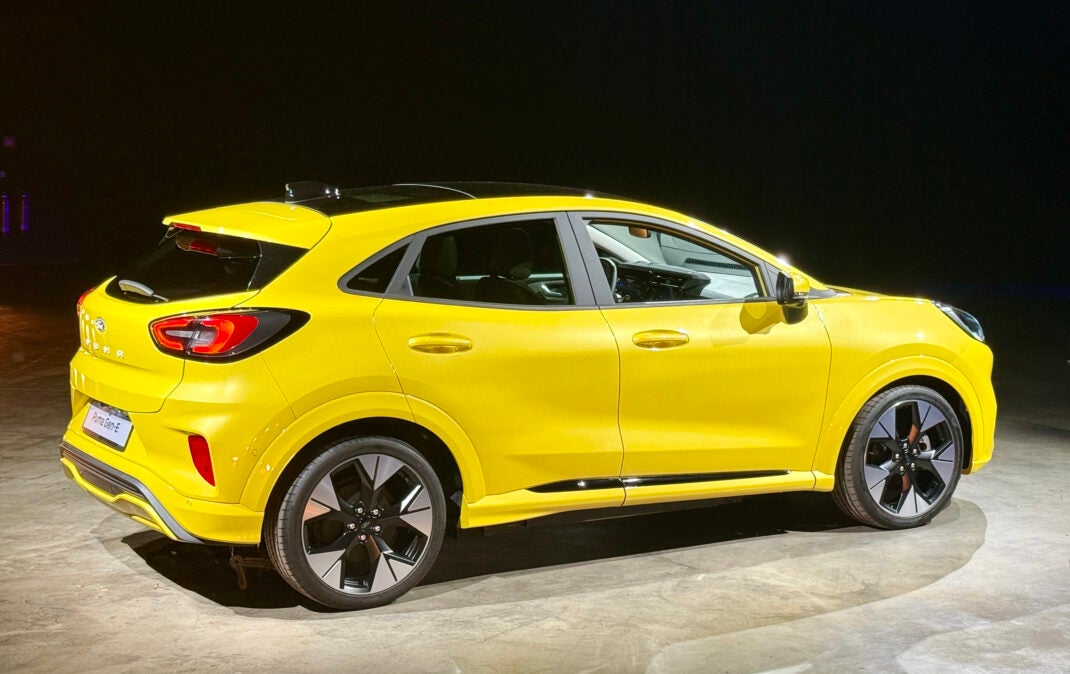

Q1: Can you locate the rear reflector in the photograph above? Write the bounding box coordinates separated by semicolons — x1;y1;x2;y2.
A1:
188;435;215;486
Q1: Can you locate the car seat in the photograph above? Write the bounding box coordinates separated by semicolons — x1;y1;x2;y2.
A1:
474;227;545;305
415;235;461;300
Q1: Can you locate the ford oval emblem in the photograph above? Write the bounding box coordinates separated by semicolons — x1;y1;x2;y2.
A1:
93;317;106;333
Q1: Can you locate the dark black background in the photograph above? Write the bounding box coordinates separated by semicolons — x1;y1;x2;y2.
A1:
2;1;1067;297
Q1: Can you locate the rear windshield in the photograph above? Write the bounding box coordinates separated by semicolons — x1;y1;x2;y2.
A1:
105;227;306;303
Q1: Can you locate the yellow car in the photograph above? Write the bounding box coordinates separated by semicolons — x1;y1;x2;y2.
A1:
61;181;996;609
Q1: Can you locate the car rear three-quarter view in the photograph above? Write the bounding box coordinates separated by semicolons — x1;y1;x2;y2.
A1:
61;181;996;610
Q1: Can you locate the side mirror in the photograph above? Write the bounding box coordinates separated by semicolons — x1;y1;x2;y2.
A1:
776;271;809;307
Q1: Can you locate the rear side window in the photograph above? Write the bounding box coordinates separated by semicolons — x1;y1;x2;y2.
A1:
343;245;408;294
106;228;306;303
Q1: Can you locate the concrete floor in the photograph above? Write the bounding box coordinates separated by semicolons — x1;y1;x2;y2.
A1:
1;294;1067;673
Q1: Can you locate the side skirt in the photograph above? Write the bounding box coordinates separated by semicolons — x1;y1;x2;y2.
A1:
457;470;816;531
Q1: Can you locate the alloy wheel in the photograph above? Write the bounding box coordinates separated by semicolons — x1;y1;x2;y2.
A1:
300;452;436;596
861;398;958;517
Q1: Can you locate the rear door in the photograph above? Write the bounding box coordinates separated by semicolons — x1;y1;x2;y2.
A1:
372;213;624;499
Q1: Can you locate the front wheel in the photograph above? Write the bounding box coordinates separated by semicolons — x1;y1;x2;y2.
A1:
266;436;446;609
833;386;964;529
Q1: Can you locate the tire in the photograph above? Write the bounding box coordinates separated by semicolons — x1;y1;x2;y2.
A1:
833;385;964;529
266;436;446;609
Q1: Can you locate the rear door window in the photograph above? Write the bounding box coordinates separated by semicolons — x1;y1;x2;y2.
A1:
106;228;305;303
409;218;574;306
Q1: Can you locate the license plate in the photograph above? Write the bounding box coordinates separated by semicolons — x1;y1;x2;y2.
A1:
82;402;133;450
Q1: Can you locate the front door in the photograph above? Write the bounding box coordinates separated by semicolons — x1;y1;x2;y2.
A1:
574;216;832;482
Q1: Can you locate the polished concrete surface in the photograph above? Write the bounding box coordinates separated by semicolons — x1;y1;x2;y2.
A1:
1;294;1066;672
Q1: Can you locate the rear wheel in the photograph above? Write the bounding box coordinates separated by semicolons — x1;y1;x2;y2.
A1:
833;386;963;529
266;436;446;609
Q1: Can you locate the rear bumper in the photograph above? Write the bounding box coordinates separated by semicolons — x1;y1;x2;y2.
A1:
61;443;203;543
60;438;265;544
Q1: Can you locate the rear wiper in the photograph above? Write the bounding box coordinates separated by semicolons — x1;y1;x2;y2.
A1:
117;279;169;302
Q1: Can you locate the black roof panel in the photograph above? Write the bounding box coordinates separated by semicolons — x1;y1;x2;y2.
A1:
287;184;457;216
284;181;614;216
417;181;608;199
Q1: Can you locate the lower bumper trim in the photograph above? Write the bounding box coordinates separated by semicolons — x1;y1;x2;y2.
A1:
60;442;205;544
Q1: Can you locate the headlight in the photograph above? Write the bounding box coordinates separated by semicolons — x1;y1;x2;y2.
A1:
935;301;985;342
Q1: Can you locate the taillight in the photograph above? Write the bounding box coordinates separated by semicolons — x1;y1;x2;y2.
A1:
152;313;258;354
76;286;96;316
188;435;215;486
149;310;307;360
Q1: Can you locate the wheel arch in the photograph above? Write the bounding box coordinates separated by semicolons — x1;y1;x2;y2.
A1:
813;357;983;486
241;392;485;517
262;416;465;531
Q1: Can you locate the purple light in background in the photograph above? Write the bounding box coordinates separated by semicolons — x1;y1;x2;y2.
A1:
19;193;29;232
1;193;9;236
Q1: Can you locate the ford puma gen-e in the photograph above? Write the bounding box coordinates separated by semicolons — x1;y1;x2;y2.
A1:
61;182;996;609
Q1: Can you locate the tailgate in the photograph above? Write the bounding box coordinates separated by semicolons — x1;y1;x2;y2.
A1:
73;286;259;413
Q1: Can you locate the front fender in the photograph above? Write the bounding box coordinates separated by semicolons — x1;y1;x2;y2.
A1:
811;354;985;488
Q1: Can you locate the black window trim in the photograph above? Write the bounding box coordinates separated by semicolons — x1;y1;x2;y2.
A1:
382;211;599;310
565;211;776;308
337;236;415;297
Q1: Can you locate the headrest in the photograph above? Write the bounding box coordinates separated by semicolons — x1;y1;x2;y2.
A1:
490;227;534;279
421;236;458;276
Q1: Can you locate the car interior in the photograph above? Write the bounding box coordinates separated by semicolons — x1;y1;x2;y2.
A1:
411;219;573;305
589;223;763;302
403;217;764;307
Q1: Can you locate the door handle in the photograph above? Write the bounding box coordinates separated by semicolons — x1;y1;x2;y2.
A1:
632;330;689;349
407;333;473;354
